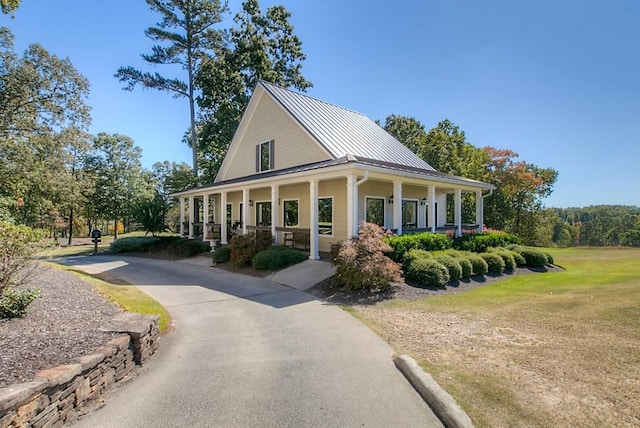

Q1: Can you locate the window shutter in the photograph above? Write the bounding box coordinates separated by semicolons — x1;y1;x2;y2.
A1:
269;140;275;170
256;144;260;172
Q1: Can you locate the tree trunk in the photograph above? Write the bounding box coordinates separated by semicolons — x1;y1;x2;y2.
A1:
68;208;74;246
114;217;118;239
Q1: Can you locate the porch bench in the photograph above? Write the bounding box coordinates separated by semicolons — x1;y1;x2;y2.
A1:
276;227;310;250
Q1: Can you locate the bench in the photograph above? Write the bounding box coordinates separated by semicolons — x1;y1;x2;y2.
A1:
276;227;310;250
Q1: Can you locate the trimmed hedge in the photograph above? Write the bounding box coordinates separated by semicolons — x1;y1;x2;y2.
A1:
457;257;473;278
453;232;521;253
401;248;431;271
468;255;489;276
406;258;450;288
489;248;516;270
110;237;161;253
433;254;462;282
385;233;452;262
510;250;526;266
252;246;307;271
168;239;211;257
518;248;548;267
109;236;210;257
480;253;505;273
212;246;231;263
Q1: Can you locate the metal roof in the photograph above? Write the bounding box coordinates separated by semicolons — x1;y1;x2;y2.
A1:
259;81;437;172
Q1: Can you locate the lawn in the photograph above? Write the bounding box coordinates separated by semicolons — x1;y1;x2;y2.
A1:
355;247;640;427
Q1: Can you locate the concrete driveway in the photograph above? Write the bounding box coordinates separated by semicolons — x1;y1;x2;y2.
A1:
60;255;442;427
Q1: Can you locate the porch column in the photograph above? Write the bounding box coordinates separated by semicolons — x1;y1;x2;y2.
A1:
346;175;357;238
203;193;209;244
429;186;436;232
271;184;279;243
309;179;319;260
476;190;484;233
188;196;195;239
393;181;403;235
220;192;228;245
455;189;462;237
242;189;250;235
179;197;185;237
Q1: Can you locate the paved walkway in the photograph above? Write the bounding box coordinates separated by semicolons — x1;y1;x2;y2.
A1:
57;255;442;427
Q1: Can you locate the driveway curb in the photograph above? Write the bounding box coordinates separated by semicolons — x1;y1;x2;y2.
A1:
394;354;474;428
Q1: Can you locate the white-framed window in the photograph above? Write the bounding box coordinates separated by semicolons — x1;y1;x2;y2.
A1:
402;199;418;229
283;199;299;227
256;140;274;172
365;196;385;227
318;197;333;236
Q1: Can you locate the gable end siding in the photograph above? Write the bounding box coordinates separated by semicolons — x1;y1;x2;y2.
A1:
220;93;331;181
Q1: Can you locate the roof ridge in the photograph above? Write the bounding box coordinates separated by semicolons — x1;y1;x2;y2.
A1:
258;80;367;117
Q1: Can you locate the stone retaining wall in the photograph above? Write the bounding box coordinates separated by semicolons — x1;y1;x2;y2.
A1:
0;314;160;428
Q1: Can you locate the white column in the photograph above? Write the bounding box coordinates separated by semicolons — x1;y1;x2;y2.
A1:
242;189;250;235
393;181;403;235
179;197;185;237
271;184;279;243
429;186;436;232
476;190;484;233
346;175;357;238
455;189;462;237
220;192;228;245
188;196;195;239
309;179;319;260
203;193;209;243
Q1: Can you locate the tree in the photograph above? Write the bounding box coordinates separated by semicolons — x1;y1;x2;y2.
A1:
134;191;169;236
0;0;20;15
151;160;197;231
196;0;312;182
482;147;558;243
86;133;149;239
115;0;228;177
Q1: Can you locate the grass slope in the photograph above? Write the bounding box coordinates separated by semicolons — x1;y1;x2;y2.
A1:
355;247;640;427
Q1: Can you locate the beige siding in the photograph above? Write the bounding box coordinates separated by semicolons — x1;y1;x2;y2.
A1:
221;94;331;181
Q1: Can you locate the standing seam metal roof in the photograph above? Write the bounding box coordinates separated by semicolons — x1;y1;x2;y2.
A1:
259;81;437;172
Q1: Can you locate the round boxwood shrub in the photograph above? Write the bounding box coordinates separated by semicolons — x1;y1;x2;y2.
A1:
252;246;307;271
510;250;526;266
402;248;431;271
544;252;554;265
406;258;450;288
480;252;505;273
495;250;515;270
433;254;462;282
468;254;488;276
212;246;231;263
457;256;473;279
518;248;548;267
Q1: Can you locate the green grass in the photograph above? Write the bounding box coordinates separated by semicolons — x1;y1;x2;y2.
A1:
47;262;171;333
356;247;640;427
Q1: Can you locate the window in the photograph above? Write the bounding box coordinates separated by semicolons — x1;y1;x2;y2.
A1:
402;200;418;229
283;200;299;227
318;197;333;235
256;140;274;172
226;203;233;230
256;202;272;226
365;197;385;226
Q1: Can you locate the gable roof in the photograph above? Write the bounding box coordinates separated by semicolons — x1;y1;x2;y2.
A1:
259;81;437;172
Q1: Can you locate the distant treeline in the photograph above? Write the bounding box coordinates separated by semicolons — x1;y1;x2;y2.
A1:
551;205;640;247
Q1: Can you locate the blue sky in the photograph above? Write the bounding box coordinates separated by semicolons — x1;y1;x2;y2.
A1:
3;0;639;207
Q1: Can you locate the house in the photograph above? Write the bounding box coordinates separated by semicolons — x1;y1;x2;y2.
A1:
172;81;495;260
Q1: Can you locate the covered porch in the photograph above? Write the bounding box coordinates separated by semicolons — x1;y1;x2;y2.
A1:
173;164;493;260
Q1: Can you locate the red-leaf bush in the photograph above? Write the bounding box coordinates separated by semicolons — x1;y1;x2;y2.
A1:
331;222;402;291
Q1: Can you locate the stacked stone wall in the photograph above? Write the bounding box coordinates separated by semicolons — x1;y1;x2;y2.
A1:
0;314;160;428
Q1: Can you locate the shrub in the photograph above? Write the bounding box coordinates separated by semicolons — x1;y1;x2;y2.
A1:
0;287;39;318
489;248;515;270
544;252;554;265
252;247;307;271
432;254;462;282
332;222;402;291
480;252;505;273
110;237;161;253
212;246;231;263
229;234;256;268
510;250;526;266
401;249;431;271
468;255;488;276
385;232;452;262
518;248;548;267
457;257;473;278
405;258;450;288
0;222;44;318
254;230;274;253
453;232;521;253
167;239;211;258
